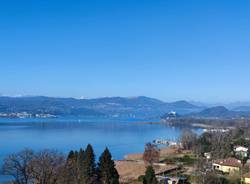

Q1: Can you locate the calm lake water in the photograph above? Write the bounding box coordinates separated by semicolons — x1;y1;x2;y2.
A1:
0;117;203;183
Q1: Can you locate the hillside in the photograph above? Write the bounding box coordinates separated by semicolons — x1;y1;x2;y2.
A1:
232;106;250;112
186;106;250;119
0;96;203;118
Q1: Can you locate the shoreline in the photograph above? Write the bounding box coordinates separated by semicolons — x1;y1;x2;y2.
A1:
133;120;214;129
132;119;238;129
116;145;182;183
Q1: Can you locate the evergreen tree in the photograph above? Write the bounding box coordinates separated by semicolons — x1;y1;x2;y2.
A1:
65;150;78;184
82;144;96;184
98;148;119;184
143;166;158;184
78;148;85;184
74;151;79;161
67;150;75;160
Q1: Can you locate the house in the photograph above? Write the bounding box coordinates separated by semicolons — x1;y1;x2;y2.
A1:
234;146;248;158
212;158;241;174
204;152;211;160
242;172;250;184
156;176;189;184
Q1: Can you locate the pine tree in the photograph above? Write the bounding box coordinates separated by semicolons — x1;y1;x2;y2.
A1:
81;144;96;184
143;166;158;184
98;148;119;184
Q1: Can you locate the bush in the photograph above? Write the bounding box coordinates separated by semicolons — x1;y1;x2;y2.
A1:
138;175;145;182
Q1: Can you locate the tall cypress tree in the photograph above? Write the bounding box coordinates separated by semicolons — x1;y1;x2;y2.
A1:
98;148;119;184
82;144;96;184
143;166;158;184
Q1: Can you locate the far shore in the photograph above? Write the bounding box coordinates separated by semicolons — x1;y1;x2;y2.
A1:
132;121;214;129
132;117;242;130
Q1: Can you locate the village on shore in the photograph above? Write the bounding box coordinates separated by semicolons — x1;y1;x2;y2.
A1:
115;126;250;184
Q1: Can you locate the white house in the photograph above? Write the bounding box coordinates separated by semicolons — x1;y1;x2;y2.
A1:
234;146;248;158
204;152;211;160
234;146;248;152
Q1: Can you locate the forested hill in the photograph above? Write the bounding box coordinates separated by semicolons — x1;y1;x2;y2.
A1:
162;106;250;119
0;96;203;118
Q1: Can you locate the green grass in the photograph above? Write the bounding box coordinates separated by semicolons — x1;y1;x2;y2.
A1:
162;154;197;166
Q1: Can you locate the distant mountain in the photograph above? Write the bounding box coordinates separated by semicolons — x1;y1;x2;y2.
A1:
82;97;205;117
188;101;209;107
0;96;103;117
190;106;232;118
232;106;250;112
226;102;250;109
168;100;198;109
0;96;203;118
186;106;250;119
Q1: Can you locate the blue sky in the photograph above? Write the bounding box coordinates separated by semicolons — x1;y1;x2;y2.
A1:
0;0;250;102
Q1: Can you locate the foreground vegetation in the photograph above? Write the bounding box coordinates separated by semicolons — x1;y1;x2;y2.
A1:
2;144;119;184
179;127;250;184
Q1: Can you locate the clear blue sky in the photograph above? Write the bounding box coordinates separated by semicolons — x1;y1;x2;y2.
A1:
0;0;250;102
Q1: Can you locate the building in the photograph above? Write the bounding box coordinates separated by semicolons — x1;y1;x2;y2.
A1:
212;158;241;174
204;152;211;160
242;172;250;184
156;176;188;184
234;146;248;158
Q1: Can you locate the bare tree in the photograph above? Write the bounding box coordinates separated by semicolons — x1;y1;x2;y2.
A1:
29;149;65;184
143;143;160;165
2;149;34;184
210;132;232;159
180;129;197;150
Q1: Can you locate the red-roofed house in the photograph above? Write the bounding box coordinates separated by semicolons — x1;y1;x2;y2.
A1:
242;172;250;184
212;158;241;174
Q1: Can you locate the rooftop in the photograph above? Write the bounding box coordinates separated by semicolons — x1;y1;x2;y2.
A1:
243;172;250;178
213;157;242;168
234;145;248;152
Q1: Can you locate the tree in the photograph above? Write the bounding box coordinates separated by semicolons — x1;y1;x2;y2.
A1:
202;174;233;184
81;144;96;184
143;166;158;184
78;148;85;183
180;129;197;150
29;149;65;184
143;143;160;165
194;132;213;156
64;150;79;184
2;149;34;184
98;148;119;184
210;132;233;159
194;131;233;159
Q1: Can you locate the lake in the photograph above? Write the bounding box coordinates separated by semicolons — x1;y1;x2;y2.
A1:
0;117;203;183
